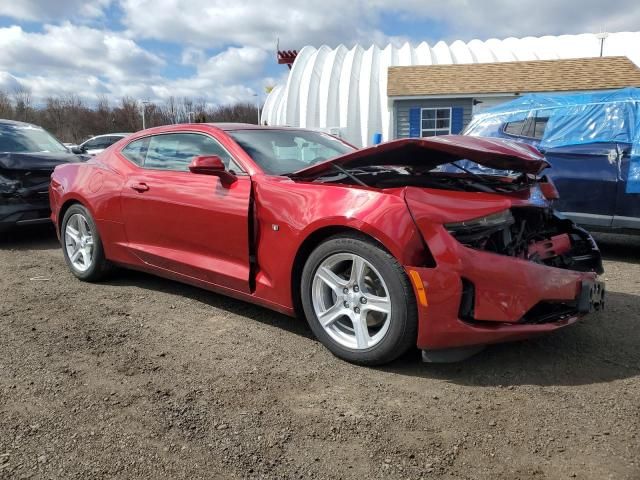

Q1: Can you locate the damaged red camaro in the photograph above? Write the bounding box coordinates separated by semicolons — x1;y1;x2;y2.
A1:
49;124;604;365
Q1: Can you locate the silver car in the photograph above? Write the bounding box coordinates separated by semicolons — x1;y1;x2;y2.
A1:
72;133;131;156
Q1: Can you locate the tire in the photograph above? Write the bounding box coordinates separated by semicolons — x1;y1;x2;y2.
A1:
301;234;417;365
61;204;112;281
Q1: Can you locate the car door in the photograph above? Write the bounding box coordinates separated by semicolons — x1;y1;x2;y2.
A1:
506;111;618;228
543;142;619;228
612;143;640;230
119;131;252;293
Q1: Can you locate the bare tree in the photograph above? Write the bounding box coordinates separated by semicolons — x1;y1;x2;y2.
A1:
0;91;264;142
13;87;33;123
0;90;13;119
163;96;179;124
113;97;141;132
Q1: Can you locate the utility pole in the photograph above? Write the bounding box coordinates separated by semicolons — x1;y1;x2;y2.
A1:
596;31;609;57
253;93;260;125
141;100;151;130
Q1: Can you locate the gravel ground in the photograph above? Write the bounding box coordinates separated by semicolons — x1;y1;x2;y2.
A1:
1;226;639;479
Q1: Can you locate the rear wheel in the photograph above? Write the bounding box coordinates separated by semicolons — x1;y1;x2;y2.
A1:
301;235;417;365
61;204;112;281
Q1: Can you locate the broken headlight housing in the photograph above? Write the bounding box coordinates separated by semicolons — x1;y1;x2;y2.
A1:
0;173;20;196
445;210;514;243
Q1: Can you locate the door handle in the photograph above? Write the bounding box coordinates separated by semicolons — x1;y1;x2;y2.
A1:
129;182;149;192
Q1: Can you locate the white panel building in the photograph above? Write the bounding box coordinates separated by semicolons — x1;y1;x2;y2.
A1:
261;32;640;147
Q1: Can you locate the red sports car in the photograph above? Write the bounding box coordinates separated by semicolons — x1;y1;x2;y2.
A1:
49;124;604;365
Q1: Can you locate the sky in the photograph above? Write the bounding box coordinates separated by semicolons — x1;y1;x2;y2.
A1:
0;0;638;107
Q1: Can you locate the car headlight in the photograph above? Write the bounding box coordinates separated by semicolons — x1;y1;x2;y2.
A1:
445;210;514;242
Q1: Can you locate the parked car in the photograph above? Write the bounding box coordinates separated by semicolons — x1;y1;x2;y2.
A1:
72;133;131;156
464;88;640;233
50;124;604;365
0;119;84;232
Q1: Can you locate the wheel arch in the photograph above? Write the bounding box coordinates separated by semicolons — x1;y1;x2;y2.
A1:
290;225;396;318
57;196;92;234
57;198;82;233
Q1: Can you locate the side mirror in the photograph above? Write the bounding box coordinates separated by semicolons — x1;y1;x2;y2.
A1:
71;146;85;154
188;155;236;183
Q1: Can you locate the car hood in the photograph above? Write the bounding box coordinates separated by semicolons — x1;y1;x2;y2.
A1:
0;151;84;171
291;135;549;178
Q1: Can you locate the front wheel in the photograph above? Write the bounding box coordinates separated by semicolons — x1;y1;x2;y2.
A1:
61;204;112;281
301;235;417;365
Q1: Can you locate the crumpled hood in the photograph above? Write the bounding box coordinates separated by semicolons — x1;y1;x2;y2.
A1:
0;151;83;171
292;135;549;178
404;186;515;226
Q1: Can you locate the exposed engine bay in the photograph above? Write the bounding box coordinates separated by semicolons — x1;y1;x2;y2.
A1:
446;207;604;274
307;164;603;275
309;165;532;194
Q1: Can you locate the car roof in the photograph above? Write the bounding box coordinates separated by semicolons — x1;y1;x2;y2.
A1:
87;133;131;138
0;118;41;128
206;123;310;132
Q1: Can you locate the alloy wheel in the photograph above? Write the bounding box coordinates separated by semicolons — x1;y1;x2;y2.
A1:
64;213;95;273
311;253;392;350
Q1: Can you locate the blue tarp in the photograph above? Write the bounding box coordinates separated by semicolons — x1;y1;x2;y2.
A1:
465;88;640;193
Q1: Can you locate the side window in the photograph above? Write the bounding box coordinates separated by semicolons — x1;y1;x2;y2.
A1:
103;136;121;148
145;135;183;170
84;137;106;149
503;114;548;140
503;120;526;136
175;134;236;169
135;133;240;172
532;116;549;140
121;137;150;166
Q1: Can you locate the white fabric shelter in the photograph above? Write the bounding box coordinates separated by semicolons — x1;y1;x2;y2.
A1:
261;32;640;147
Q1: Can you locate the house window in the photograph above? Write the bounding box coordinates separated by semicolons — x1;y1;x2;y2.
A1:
421;108;452;137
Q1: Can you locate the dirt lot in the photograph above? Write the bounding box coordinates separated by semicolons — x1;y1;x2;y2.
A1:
0;227;639;480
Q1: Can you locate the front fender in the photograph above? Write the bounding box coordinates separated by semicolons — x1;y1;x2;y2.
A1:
252;176;427;310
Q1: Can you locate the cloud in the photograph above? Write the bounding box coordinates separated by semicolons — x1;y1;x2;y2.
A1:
0;72;21;92
195;46;269;81
1;0;639;107
119;0;384;48
120;0;640;49
0;0;111;22
0;28;270;106
369;0;640;40
0;23;164;82
123;47;270;103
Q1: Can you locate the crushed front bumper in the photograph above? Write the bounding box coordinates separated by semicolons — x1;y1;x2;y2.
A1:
406;229;604;351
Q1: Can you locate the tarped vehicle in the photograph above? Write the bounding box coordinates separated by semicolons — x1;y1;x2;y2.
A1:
465;87;640;233
0;120;83;232
50;125;604;365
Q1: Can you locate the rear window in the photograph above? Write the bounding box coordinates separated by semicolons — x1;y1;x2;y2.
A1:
121;137;150;166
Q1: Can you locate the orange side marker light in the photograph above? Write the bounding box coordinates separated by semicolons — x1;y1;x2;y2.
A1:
409;270;428;307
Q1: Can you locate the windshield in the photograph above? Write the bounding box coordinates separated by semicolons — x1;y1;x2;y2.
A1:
227;129;354;175
0;124;68;154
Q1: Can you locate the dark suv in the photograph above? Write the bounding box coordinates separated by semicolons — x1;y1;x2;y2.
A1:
0;120;82;232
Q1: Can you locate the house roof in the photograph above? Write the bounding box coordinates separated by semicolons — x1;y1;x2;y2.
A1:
387;56;640;97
